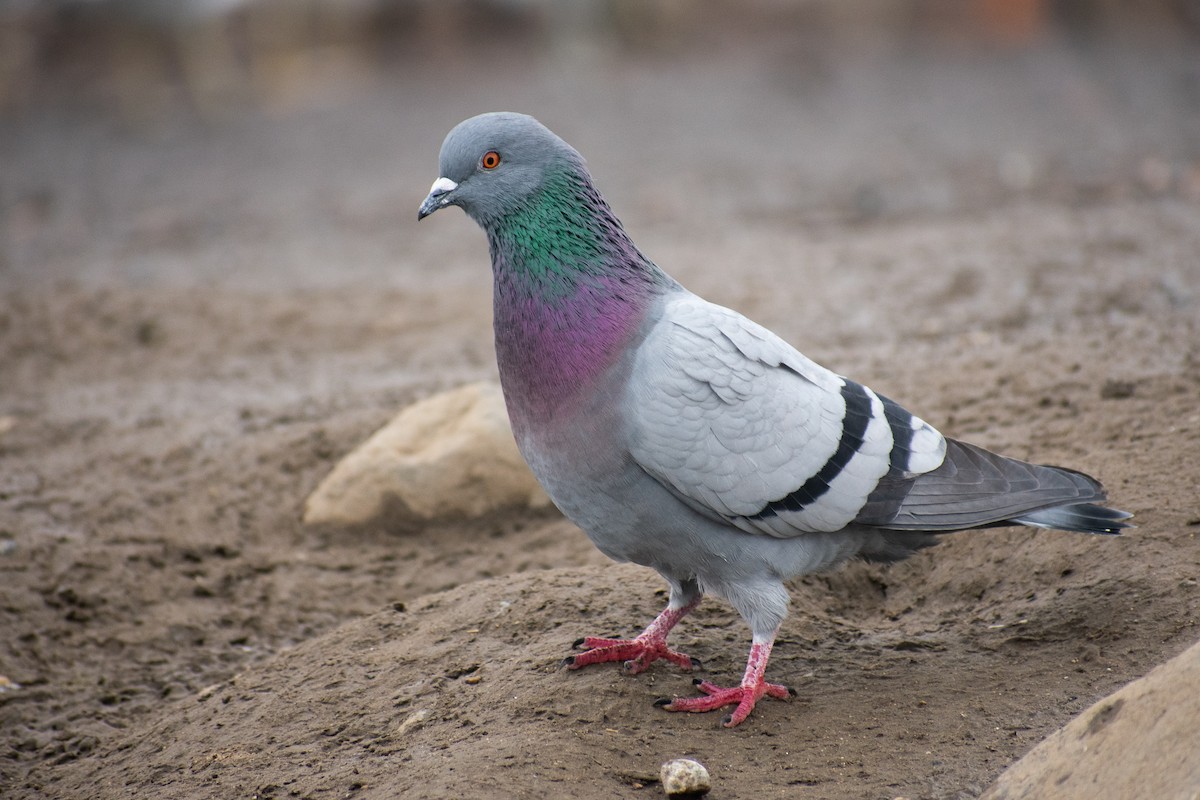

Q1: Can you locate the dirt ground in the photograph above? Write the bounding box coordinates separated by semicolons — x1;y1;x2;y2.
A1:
3;22;1200;800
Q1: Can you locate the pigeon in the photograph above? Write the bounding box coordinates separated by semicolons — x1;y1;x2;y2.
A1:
418;112;1131;728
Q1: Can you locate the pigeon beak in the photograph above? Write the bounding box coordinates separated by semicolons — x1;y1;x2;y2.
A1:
418;177;459;220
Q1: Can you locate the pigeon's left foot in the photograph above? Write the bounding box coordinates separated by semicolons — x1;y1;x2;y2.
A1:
657;638;792;727
563;599;700;675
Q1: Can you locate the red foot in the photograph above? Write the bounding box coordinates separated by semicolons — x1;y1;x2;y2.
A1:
565;634;699;674
656;638;793;727
659;677;794;727
562;599;700;675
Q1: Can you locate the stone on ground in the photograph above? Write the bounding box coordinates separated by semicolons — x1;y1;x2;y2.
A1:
303;382;551;530
981;637;1200;800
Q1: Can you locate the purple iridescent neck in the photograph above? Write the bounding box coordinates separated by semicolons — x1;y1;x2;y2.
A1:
484;166;674;426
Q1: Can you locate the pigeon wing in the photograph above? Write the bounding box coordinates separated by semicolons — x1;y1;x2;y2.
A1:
627;293;946;536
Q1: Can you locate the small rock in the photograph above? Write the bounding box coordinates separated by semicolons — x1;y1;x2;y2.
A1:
196;683;222;702
394;709;430;737
0;675;22;693
660;758;711;797
303;383;552;530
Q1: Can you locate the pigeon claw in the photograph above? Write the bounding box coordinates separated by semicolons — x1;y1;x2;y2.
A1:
565;634;697;675
660;678;793;728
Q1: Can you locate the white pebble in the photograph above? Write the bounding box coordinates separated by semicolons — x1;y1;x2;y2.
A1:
660;758;711;797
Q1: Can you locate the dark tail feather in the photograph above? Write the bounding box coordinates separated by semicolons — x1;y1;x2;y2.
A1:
857;439;1132;535
1012;503;1133;535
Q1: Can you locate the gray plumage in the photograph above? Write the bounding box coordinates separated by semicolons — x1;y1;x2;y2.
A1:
419;112;1131;727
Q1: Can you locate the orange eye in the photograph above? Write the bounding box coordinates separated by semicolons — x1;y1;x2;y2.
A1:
481;151;501;170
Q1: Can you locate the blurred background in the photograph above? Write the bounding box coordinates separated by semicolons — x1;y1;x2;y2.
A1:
2;10;1199;795
1;0;1198;290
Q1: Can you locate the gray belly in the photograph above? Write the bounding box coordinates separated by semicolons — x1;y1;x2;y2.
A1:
518;422;867;591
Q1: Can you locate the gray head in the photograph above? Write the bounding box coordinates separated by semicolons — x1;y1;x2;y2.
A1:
417;112;586;226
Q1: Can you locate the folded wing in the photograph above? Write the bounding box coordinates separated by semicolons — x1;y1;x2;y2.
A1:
628;293;1129;538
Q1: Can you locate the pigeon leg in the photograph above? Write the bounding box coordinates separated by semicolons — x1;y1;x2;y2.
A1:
564;596;701;674
658;634;793;727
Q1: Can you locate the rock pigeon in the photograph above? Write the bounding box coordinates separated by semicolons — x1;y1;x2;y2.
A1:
418;112;1131;727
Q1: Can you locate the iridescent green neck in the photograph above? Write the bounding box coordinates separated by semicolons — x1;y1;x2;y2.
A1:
484;165;672;425
486;166;665;293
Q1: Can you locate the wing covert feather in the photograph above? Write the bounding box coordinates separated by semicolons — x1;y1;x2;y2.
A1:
628;294;935;535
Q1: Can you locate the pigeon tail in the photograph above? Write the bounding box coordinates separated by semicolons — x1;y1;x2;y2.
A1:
857;439;1132;534
1011;503;1132;535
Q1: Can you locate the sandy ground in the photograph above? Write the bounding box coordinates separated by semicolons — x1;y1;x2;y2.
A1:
2;28;1200;799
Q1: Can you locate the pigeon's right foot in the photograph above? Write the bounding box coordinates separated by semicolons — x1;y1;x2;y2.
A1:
561;598;701;675
564;633;699;674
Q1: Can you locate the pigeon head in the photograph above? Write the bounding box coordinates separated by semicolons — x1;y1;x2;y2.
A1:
418;112;586;226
